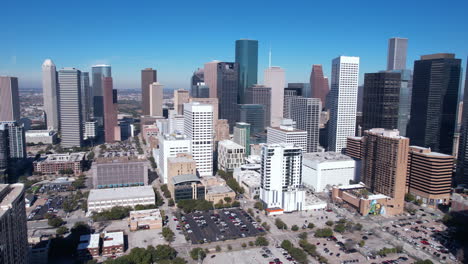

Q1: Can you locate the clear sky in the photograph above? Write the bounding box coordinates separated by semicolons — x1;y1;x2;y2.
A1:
0;0;467;89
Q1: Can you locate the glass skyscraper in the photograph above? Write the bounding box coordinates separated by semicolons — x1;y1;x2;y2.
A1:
235;39;258;104
91;65;111;126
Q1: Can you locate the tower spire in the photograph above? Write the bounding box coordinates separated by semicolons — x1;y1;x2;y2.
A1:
268;45;272;68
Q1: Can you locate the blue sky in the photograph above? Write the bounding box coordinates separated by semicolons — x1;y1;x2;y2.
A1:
0;0;467;89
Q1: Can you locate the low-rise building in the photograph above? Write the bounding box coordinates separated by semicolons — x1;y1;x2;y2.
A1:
33;152;85;175
87;186;155;213
129;209;163;231
25;130;57;145
217;140;245;172
92;157;148;188
167;153;197;184
77;234;100;259
234;168;260;199
203;176;236;203
169;174;205;201
29;239;51;264
102;231;124;258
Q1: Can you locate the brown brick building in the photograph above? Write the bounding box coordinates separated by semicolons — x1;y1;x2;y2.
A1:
346;136;363;159
33;153;85;175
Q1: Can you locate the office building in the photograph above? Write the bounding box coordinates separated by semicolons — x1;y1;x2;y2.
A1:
234;169;261;199
283;89;299;119
0;125;7;177
169;174;205;202
361;128;409;215
408;53;461;155
1;122;26;160
141;68;157;115
0;184;28;264
157;133;191;184
91;65;111;126
395;69;412;136
0;76;20;122
215;119;230;142
267;119;307;152
457;60;468;185
218;140;245;172
247;85;271;128
328;56;360;152
233;122;251;156
346;136;363;159
167;153;197;183
203;177;236;203
42;59;59;129
84;121;98;140
92;158;148;188
264;66;285;127
103;77;119;143
184;102;213;177
288;83;311;99
190;68;209;98
80;72;91;123
168;112;184;134
288;97;321;152
387;37;408;71
309;65;329;107
174;89;190;114
189;97;219;121
33;152;85;175
87;186;155;212
235;39;258;104
239;104;265;136
302;152;355;193
260;143;305;213
58;68;83;148
407;146;452;208
149;82;163;116
129;209;162;231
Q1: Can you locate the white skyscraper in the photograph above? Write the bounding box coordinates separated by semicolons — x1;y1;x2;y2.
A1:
260;143;305;213
328;56;360;152
58;68;83;148
149;82;163;116
184;102;214;177
42;59;59;130
264;66;285;127
157;133;191;184
267;119;307;152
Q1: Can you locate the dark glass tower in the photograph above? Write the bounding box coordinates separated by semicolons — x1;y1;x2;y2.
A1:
456;58;468;185
235;39;258;104
407;53;461;155
91;65;111;126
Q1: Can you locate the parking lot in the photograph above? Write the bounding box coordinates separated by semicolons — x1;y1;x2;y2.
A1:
179;208;265;244
204;247;290;264
28;196;63;221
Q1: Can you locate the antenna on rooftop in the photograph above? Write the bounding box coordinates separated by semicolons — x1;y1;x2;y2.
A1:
268;45;272;68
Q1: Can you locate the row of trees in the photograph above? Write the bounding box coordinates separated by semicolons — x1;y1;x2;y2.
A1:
176;199;214;213
91;206;132;221
103;245;186;264
281;240;308;264
161;184;171;198
298;238;329;263
217;170;245;194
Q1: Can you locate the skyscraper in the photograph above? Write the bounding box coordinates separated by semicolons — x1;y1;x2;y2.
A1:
42;59;59;129
264;66;285;127
190;68;209;98
184;102;214;177
81;72;91;123
310;65;329;107
103;77;119;143
246;85;271;128
235;39;258;104
407;53;461;155
387;37;408;71
174;89;190;115
92;65;111;126
0;76;20;122
58;68;83;148
141;68;157;115
328;56;360;152
456;59;468;185
2;122;26;160
0;125;7;179
288;97;321;152
149;82;163;116
288;83;311;99
233;122;251;156
267;120;308;152
239;104;265;136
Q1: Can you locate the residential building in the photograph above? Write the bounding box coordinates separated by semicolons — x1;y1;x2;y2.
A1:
246;85;271;128
239;104;265;135
169;174;205;202
174;89;190;114
103;77;119;143
166;153;197;183
408;53;461;155
149;82;163;117
141;68;157;115
233;122;251;156
309;65;329;107
87;186;155;212
387;37;408;71
91;65;111;126
157;133;191;184
346;136;363;159
264;66;285;127
42;59;59;129
33;152;85;175
218;140;245;172
287;97;321;152
129;209;162;231
0;76;20;122
58;68;83;148
26;129;58;145
267;119;307;152
328;56;360;152
235;39;258;104
92;158;148;188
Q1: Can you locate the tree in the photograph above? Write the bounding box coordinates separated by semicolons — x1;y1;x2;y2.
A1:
162;227;175;242
248;241;254;247
261;222;271;231
48;216;64;228
307;223;315;229
56;226;69;236
161;184;171;198
62;199;77;213
358;240;365;247
415;199;423;206
334;223;346;233
216;245;221;252
325;220;334;226
231;201;240;207
281;240;293;251
405;193;415;202
314;228;333;238
288;247;308;264
148;156;157;169
241;243;247;248
291;225;299;231
354;223;363;231
275;218;288;230
190;248;206;260
255;236;269;246
254;201;264;210
168;198;175;207
227;245;232;250
152;244;177;261
344;240;357;250
224;197;232;203
298;232;308;240
87;151;95;160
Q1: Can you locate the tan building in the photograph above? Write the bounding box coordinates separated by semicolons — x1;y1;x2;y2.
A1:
129;209;162;231
202;176;236;203
217;140;245;172
167;153;197;184
407;146;453;208
174;89;190;114
215;119;230;141
346;136;363;159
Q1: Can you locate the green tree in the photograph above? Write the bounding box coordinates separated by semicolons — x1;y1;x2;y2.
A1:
281;240;293;251
334;223;346;233
190;248;206;260
227;245;232;250
223;197;232;203
289;247;308;264
241;243;247;248
298;232;308;240
307;223;315;229
358;240;365;247
215;245;221;252
56;226;69;236
255;236;269;246
275;218;288;230
405;193;415;202
162;227;175;242
231;201;241;207
291;225;299;231
254;201;264;210
148;156;157;169
261;222;271;231
168;198;175;207
48;216;64;228
87;151;95;160
325;220;334;226
152;244;177;261
415;199;423;206
248;241;254;246
314;228;333;238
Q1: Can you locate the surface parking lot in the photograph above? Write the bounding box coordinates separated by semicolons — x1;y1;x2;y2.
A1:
179;208;264;244
28;196;63;220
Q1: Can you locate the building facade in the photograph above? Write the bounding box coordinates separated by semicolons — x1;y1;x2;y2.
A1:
169;174;206;202
42;59;59;129
33;153;85;175
0;76;20;122
149;82;163;117
103;77;119;143
87;186;155;212
457;59;468;185
167;153;197;183
246;85;271;128
58;68;83;148
218;140;245;172
174;89;190;115
310;65;329;108
157;133;191;184
267;120;307;152
91;65;111;126
387;37;408;71
288;97;321;152
92;158;148;188
239;104;265;136
233;122;251;156
264;66;285;127
235;39;258;104
141;68;157;115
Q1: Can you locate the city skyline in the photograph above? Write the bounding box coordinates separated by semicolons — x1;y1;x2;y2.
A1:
0;1;466;89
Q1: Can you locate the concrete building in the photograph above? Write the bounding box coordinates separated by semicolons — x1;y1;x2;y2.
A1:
233;122;251;156
1;122;26;159
215;119;230;142
204;177;236;203
328;56;360;152
141;68;157;115
0;76;20;122
264;66;285;127
101;231;124;258
0;125;7;177
0;184;28;264
387;37;408;71
87;186;155;212
287;97;321;152
174;89;190;115
91;65;111;126
239;104;265;135
58;68;83;148
184;102;214;177
129;209;162;231
288;83;311;99
302;152;355;193
84;121;98;140
346;136;363;159
267;119;307;152
457;60;468;185
168;112;185;134
169;174;206;202
310;65;329;108
92;158;148;188
149;82;163;117
103;77;119;143
236;39;258;104
157;133;191;184
407;146;453;208
167;153;197;183
247;85;271;128
33;152;85;175
25;129;58;145
77;234;100;259
259;143;305;213
218;140;245;172
234;168;260;199
42;59;59;129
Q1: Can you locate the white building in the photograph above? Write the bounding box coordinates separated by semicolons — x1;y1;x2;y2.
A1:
168;112;184;133
302;152;355;193
328;56;360;152
259;143;305;213
267;119;307;152
184;102;214;177
149;82;163;116
218;140;245;172
25;130;57;145
87;186;155;213
84;121;98;139
264;66;285;127
42;59;59;130
287;97;321;153
157;133;191;184
234;168;260;199
58;68;83;148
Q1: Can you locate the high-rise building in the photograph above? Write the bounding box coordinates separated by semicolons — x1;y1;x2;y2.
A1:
92;65;111;126
287;83;311;99
457;59;468;185
407;53;461;155
288;97;321;152
42;59;59;129
141;68;157;115
361;128;409;215
395;70;412;136
309;65;329;107
190;68;209;98
259;143;305;213
247;85;271;128
214;119;230;142
103;77;119;143
235;39;258;104
233;122;251;156
267;119;307;152
184;102;214;177
264;66;285;127
157;133;191;184
239;104;265;136
283;89;300;119
58;68;83;148
0;76;20;122
81;72;91;122
0;125;7;178
387;37;408;71
1;122;26;160
149;82;163;116
174;89;190;115
0;183;28;264
328;56;360;153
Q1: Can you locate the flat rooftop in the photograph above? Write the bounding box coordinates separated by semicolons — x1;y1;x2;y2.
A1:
77;234;100;250
95;157;147;164
88;186;155;202
303;152;353;163
236;170;260;186
103;232;124;247
219;140;245;149
207;184;234;194
129;209;162;220
38;153;85;163
167;155;195;164
0;184;24;218
335;183;366;190
162;133;188;141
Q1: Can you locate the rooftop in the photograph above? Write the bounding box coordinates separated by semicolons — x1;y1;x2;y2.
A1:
162;133;188;141
77;234;100;250
235;170;260;187
219;140;245;149
95;157;147;164
88;186;155;202
102;232;124;247
334;183;366;190
207;184;234;194
0;184;25;218
167;155;195;164
303;152;353;163
366;128;407;139
36;153;85;163
129;209;162;220
172;174;201;185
